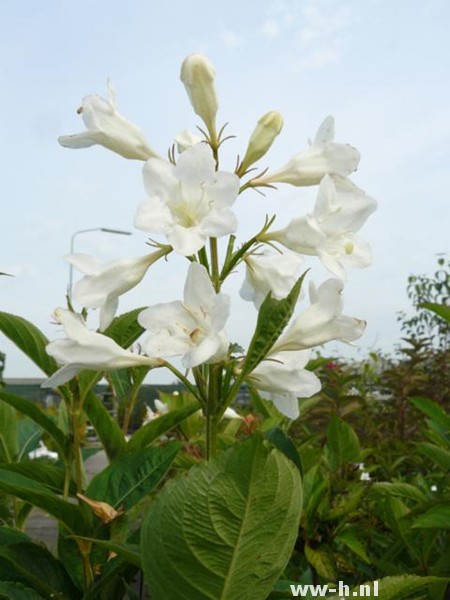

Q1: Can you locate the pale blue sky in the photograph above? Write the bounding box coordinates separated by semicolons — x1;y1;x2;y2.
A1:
1;0;449;381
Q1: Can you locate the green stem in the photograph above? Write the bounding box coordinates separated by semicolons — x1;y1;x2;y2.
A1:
209;237;220;292
206;364;219;460
162;361;203;401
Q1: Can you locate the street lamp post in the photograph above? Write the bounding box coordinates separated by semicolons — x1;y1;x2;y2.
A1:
68;227;132;299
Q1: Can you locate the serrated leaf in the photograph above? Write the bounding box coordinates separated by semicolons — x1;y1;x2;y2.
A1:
243;273;307;375
127;402;200;452
326;415;360;470
0;468;90;535
0;312;57;376
86;443;181;510
142;436;302;600
0;392;68;459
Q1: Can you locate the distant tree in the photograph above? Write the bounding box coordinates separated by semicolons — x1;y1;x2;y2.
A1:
397;255;450;350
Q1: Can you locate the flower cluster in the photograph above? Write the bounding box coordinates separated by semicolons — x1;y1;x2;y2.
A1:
47;54;377;421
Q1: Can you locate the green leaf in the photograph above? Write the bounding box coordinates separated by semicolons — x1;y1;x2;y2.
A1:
0;468;89;535
325;415;360;470
304;544;336;580
0;463;76;495
0;400;18;462
410;396;450;431
142;435;302;600
127;402;200;452
72;538;141;568
0;312;57;376
265;428;303;475
0;581;46;600
83;391;126;461
87;443;181;510
412;505;450;529
417;442;450;471
0;542;81;599
420;302;450;323
103;308;146;348
0;525;31;545
243;272;307;375
0;392;68;459
335;526;370;563
344;575;449;600
371;482;428;503
17;418;42;460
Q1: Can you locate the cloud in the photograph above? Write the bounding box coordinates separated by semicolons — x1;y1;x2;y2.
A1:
261;18;281;38
260;0;357;69
220;30;242;48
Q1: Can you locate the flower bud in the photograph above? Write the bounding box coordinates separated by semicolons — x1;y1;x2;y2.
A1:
240;111;283;172
180;54;218;137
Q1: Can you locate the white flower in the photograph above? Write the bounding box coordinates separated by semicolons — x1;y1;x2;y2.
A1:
430;485;438;492
154;399;169;414
254;115;360;186
139;263;230;368
360;471;371;482
134;143;240;256
68;248;170;331
268;175;377;278
43;309;161;388
222;407;243;420
142;400;169;425
58;81;157;160
272;279;366;353
239;252;304;309
175;130;202;153
180;54;218;136
248;350;321;419
28;441;58;461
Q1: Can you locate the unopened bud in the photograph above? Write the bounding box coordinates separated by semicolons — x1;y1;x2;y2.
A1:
180;54;218;137
240;111;283;172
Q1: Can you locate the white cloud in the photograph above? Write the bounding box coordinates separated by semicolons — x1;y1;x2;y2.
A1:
261;18;281;38
260;0;357;69
220;30;242;48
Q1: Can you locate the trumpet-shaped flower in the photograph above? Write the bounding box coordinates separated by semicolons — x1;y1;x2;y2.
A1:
175;130;202;153
267;175;377;278
248;350;321;419
139;262;229;368
272;278;366;353
68;247;170;331
134;143;240;256
254;116;360;187
43;309;161;388
58;81;157;160
239;252;304;309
